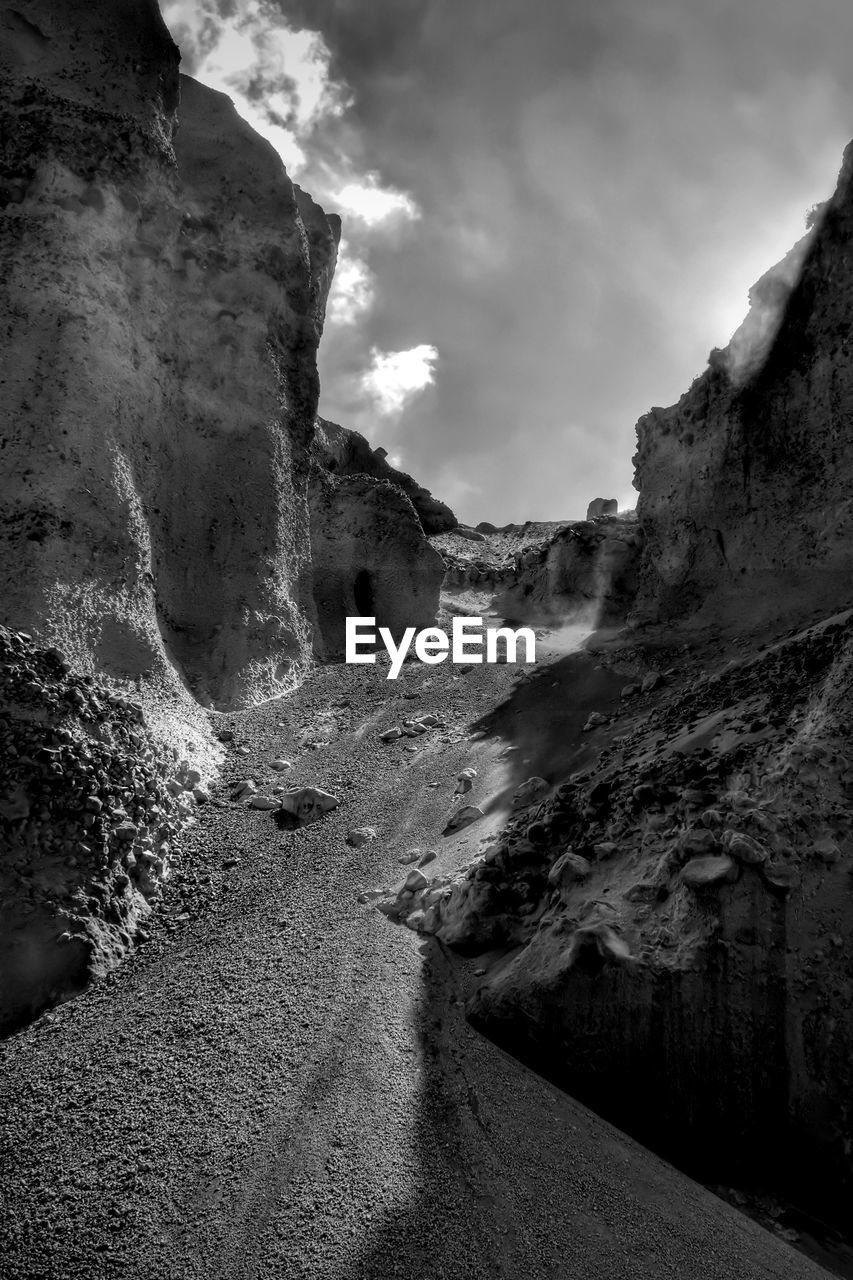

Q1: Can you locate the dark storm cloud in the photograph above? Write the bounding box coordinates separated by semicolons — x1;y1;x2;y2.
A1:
283;0;853;522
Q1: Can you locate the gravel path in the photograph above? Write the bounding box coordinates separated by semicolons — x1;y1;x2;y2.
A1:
0;643;832;1280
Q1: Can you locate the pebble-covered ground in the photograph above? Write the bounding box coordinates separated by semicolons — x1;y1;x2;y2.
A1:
0;630;833;1280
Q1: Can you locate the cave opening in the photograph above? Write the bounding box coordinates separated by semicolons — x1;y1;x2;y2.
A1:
353;568;375;616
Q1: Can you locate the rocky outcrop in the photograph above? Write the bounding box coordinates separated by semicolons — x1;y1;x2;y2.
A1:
586;498;618;520
309;471;445;658
407;613;853;1225
312;417;457;534
0;626;200;1034
495;517;642;625
633;145;853;626
0;1;340;721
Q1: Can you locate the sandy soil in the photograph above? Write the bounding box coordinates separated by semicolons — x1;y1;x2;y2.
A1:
0;625;833;1280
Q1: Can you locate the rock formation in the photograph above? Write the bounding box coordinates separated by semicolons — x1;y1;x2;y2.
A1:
0;626;198;1034
309;471;446;658
0;0;446;1023
312;417;457;534
585;497;618;520
633;153;853;627
495;516;642;626
0;3;343;722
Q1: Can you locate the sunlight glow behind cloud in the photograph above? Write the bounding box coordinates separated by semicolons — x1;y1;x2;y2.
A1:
333;178;419;226
361;345;440;417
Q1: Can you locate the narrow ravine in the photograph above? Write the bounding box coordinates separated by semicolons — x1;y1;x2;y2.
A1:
0;634;832;1280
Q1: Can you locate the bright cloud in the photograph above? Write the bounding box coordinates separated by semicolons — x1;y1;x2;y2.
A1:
325;239;374;325
361;345;440;417
334;176;419;226
161;0;348;171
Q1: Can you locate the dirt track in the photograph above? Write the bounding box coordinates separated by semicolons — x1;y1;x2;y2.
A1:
0;633;832;1280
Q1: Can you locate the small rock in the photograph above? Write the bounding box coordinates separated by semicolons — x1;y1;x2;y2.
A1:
620;683;640;699
762;861;798;891
583;712;608;732
417;849;437;867
511;776;549;808
379;727;403;743
248;795;279;810
270;759;292;771
680;855;739;889
723;830;768;865
346;827;377;848
548;850;592;888
398;851;421;865
279;786;340;823
444;805;485;833
404;869;429;892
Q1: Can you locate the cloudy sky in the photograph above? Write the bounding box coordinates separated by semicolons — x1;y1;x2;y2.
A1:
162;0;853;524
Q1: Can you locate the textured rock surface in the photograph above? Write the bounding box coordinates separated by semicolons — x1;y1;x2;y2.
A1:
0;626;198;1034
434;518;641;627
633;146;853;626
310;471;446;658
313;417;457;534
0;2;340;717
495;516;642;625
414;613;853;1226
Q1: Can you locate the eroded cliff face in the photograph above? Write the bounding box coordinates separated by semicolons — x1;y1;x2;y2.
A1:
310;471;446;659
633;144;853;627
312;417;457;535
0;1;340;727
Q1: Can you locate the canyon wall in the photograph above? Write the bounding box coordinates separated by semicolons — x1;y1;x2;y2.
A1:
0;0;342;723
633;146;853;626
0;0;447;1026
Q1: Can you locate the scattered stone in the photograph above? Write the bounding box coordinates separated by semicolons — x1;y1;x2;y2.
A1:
724;831;768;865
248;794;279;810
680;855;739;889
232;780;257;800
444;804;485;833
512;777;549;808
346;827;377;848
548;850;592;891
279;786;340;824
762;861;798;891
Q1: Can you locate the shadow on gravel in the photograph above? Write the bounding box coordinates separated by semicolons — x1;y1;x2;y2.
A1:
343;940;520;1280
469;646;627;814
